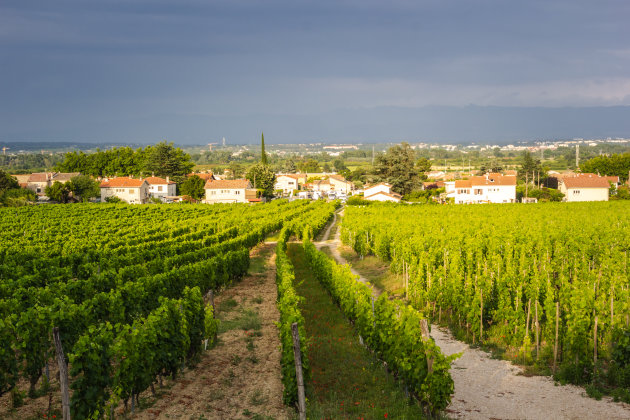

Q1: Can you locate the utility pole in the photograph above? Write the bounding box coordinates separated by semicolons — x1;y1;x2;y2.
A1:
372;146;375;165
525;172;529;198
576;144;580;169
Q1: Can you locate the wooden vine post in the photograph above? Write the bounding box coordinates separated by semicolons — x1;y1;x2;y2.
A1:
53;327;71;420
479;289;483;343
420;318;433;374
291;323;306;420
594;315;598;367
553;301;559;373
525;299;531;338
371;296;376;328
534;300;540;359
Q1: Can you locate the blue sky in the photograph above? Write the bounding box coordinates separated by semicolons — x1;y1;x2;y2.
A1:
1;0;629;144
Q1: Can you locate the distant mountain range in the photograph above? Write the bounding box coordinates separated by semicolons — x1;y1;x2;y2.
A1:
2;105;630;145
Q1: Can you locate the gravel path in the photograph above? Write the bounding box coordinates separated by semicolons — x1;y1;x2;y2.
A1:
432;326;630;420
315;209;381;298
323;207;630;420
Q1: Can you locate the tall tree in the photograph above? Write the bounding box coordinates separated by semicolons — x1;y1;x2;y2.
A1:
416;157;432;181
144;141;194;178
374;142;419;195
580;153;630;182
261;132;268;165
68;175;100;202
180;175;206;200
45;181;71;203
0;169;19;193
246;163;276;198
519;151;544;182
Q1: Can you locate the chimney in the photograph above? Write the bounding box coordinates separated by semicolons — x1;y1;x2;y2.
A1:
166;176;170;183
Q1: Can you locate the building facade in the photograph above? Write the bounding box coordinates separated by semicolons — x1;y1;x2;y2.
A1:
145;176;177;200
100;177;150;204
204;179;254;204
559;174;610;202
453;175;516;204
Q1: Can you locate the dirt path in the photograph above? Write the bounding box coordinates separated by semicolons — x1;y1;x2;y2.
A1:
324;206;630;420
133;242;289;420
315;209;381;298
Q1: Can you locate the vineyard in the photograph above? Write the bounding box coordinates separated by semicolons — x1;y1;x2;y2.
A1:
341;201;630;395
0;200;333;417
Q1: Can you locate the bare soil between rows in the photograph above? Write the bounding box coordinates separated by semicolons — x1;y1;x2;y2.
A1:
1;242;290;420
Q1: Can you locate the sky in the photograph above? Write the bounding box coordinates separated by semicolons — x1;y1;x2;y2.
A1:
1;0;630;144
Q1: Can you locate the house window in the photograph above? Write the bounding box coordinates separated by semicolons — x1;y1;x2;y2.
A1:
235;190;240;194
211;191;216;195
573;190;580;195
474;189;482;195
129;189;135;193
158;186;163;192
36;187;41;193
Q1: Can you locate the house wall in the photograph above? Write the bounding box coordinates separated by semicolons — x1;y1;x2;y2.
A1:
455;185;515;204
205;188;248;203
313;182;333;192
27;181;50;194
364;184;391;197
274;177;299;194
329;178;352;193
149;184;177;198
365;192;399;202
100;185;149;204
563;187;608;202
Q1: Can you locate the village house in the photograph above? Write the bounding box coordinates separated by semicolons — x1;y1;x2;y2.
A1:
26;172;80;195
363;182;402;203
274;174;303;195
453;174;516;204
328;174;353;194
204;179;257;204
312;178;333;193
558;174;610;202
99;177;150;204
12;174;30;189
145;176;177;200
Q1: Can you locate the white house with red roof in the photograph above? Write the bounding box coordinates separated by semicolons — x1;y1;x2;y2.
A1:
559;174;610;202
204;179;256;204
99;177;150;204
363;183;402;203
328;174;353;194
454;174;516;204
274;174;303;194
145;176;177;200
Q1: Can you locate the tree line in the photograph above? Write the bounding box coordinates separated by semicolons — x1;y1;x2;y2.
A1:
54;141;194;179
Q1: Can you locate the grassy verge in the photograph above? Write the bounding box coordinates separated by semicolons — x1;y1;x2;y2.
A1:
288;243;426;419
337;245;404;296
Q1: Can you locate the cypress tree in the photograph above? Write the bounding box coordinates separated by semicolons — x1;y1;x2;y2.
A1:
261;132;268;165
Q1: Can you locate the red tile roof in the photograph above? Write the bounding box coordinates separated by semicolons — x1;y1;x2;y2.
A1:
365;182;392;189
28;173;53;182
329;174;349;182
190;173;215;181
144;176;176;185
204;179;252;189
365;191;402;201
455;175;516;188
100;177;146;188
603;176;619;184
561;175;611;189
53;172;80;182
